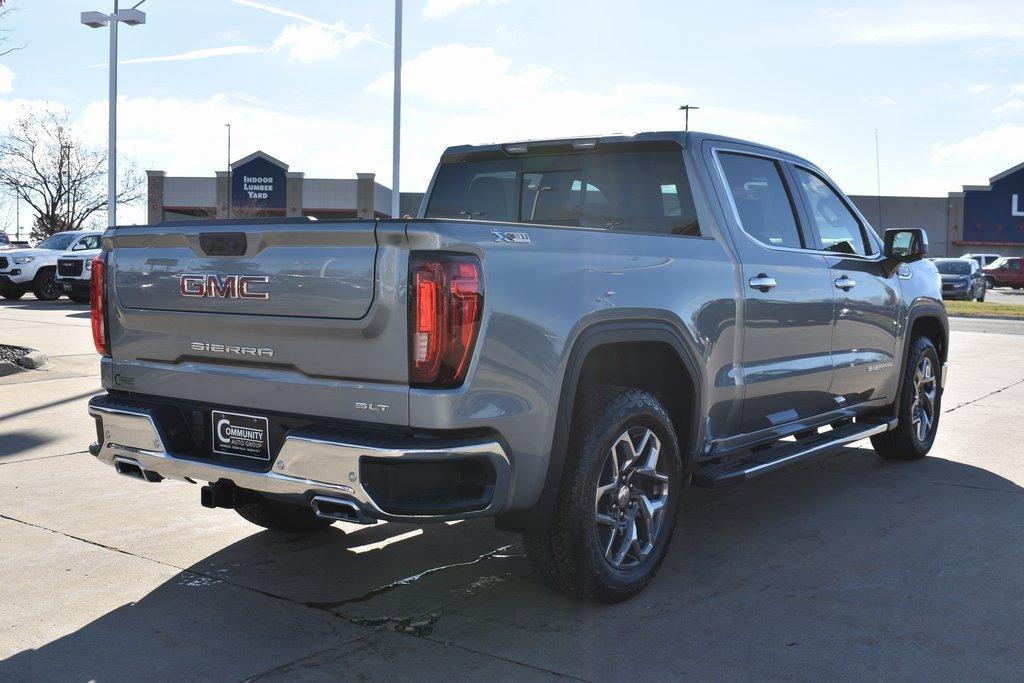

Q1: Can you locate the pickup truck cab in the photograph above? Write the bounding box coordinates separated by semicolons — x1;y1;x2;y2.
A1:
0;230;103;301
983;256;1024;289
86;132;947;601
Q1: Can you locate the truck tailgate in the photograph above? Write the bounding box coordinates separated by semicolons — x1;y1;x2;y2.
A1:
106;220;410;425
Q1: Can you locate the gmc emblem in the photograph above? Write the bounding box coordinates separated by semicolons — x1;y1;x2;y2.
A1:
179;274;269;300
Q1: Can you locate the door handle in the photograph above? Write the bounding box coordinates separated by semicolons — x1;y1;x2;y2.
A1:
834;275;857;290
748;275;777;292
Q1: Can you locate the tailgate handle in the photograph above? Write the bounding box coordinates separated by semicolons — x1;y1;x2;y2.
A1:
200;232;248;256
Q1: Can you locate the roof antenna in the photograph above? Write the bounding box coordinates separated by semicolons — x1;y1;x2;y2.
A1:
679;105;699;133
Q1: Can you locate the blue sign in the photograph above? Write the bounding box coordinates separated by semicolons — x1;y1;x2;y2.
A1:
963;164;1024;244
231;155;286;210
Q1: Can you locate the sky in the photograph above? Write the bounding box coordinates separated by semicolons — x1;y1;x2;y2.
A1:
1;0;1024;227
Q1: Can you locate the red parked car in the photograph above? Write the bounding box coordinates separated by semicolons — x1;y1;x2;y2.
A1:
984;257;1024;289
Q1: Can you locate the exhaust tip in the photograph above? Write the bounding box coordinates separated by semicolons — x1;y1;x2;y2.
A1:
113;456;162;482
311;496;374;525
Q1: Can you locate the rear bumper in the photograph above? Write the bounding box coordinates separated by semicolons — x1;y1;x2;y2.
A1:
87;394;511;523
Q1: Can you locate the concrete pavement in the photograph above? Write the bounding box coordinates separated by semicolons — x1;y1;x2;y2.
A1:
2;299;1024;680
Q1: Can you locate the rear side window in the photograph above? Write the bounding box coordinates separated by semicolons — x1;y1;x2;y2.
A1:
426;149;701;236
793;168;870;256
718;153;802;249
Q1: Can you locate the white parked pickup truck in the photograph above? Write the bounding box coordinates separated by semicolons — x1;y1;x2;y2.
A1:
0;231;103;301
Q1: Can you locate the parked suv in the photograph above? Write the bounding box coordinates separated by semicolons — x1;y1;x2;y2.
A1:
86;132;947;601
0;230;103;301
56;242;103;304
932;257;986;301
962;252;1001;268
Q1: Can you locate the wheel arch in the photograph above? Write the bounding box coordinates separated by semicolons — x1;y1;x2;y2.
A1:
892;302;949;414
496;317;704;534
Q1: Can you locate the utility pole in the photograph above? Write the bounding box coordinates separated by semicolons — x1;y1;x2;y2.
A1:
875;129;883;228
391;0;402;220
679;105;699;133
225;123;232;219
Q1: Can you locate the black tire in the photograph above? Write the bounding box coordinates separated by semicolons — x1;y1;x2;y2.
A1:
523;386;683;602
235;494;335;533
871;336;941;461
32;268;61;301
976;285;986;302
1;290;24;300
68;293;90;304
986;277;996;289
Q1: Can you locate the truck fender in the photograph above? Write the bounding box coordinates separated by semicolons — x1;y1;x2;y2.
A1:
495;316;704;535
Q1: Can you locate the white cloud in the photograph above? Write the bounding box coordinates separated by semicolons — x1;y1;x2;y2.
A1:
270;22;365;63
423;0;510;19
1012;82;1024;96
967;84;992;94
994;100;1024;116
368;43;808;190
0;65;12;94
820;3;1024;44
230;0;388;47
930;125;1024;188
75;93;393;224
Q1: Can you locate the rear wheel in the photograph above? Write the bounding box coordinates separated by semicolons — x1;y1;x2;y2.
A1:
235;494;335;533
32;269;61;301
976;285;986;302
871;336;941;460
1;290;24;300
524;386;683;602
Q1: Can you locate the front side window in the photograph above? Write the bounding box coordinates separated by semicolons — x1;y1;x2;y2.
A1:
426;148;701;236
36;233;79;251
718;153;803;249
73;235;100;251
934;260;970;275
793;168;869;256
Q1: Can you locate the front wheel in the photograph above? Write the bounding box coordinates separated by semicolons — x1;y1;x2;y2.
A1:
32;269;61;301
976;285;986;302
235;494;335;533
524;386;683;602
871;336;941;460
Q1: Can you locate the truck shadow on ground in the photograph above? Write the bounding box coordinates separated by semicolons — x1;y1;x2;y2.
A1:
4;449;1024;680
0;299;88;312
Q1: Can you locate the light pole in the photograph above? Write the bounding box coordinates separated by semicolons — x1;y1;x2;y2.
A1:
392;0;402;220
225;123;232;219
81;1;146;228
679;105;699;133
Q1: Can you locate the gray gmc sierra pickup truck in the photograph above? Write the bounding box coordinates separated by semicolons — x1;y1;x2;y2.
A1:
86;131;947;601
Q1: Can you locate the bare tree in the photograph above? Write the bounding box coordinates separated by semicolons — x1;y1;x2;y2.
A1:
0;107;144;240
1;1;26;59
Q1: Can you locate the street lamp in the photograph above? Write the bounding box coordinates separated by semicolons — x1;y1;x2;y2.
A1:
392;0;402;220
80;2;146;228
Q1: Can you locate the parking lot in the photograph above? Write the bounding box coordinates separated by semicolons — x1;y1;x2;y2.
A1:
2;296;1024;681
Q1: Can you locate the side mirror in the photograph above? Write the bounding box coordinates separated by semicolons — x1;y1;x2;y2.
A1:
884;228;928;263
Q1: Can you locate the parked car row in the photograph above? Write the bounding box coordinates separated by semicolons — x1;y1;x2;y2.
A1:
0;230;103;303
930;258;987;301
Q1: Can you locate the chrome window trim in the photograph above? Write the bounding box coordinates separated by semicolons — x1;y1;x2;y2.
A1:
710;146;885;263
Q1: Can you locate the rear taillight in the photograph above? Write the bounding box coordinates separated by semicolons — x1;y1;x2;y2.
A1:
409;253;483;387
90;254;109;356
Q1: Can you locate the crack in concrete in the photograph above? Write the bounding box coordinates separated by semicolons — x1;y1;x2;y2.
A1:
0;450;87;466
942;377;1024;414
304;543;522;610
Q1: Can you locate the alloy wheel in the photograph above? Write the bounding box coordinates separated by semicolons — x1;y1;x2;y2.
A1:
594;427;670;569
910;356;937;443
